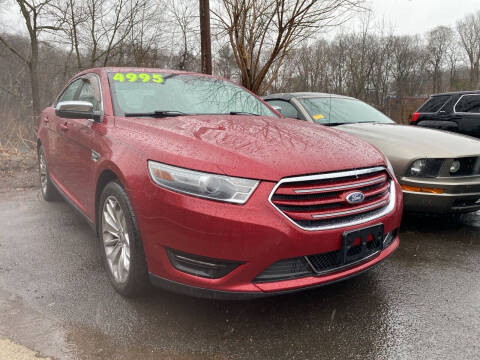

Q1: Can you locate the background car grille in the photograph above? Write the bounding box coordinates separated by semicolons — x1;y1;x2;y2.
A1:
270;167;393;230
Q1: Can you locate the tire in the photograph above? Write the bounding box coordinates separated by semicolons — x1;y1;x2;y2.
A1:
99;181;150;297
38;145;60;202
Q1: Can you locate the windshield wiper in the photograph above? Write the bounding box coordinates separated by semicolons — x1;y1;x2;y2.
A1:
229;111;260;116
325;122;348;126
124;110;187;118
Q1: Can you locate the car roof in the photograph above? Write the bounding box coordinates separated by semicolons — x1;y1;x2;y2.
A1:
263;92;355;101
430;90;480;97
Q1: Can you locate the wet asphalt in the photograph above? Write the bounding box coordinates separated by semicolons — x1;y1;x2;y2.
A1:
0;187;479;360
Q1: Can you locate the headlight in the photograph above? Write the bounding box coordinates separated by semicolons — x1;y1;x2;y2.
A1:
408;158;444;177
148;161;259;204
450;160;461;173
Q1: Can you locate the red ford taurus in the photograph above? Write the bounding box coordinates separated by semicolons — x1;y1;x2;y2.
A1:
37;67;402;299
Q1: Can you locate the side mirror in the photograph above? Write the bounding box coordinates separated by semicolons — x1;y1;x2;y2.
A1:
271;105;282;114
55;101;101;121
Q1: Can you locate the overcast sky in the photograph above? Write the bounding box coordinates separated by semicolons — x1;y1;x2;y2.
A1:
366;0;480;35
1;0;479;37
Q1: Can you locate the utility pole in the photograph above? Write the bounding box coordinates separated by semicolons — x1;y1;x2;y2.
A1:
199;0;212;74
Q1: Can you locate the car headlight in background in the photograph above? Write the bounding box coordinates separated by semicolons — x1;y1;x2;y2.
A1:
450;160;461;174
148;161;259;204
408;158;444;177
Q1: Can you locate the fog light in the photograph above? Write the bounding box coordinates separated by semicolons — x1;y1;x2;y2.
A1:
450;160;461;173
166;248;242;279
383;230;397;248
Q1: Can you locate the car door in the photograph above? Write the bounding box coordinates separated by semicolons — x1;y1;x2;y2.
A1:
59;75;103;214
49;79;84;185
454;94;480;138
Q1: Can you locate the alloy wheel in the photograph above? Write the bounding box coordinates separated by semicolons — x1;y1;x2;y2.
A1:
39;152;48;195
102;196;131;283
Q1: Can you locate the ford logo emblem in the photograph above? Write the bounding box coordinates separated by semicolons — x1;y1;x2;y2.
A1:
346;191;365;204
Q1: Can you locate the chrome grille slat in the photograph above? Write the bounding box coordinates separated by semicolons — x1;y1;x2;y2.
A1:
293;175;386;194
268;167;395;231
311;199;388;219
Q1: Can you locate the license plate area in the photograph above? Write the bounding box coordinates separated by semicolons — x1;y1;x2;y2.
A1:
340;224;384;265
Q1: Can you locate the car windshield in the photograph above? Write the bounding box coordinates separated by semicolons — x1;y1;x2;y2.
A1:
298;97;394;125
108;72;276;117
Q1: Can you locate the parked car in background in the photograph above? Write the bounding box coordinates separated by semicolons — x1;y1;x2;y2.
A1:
410;90;480;138
264;92;480;214
37;69;402;299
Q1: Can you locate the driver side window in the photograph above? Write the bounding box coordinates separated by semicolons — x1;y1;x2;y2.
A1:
77;77;102;111
56;79;83;104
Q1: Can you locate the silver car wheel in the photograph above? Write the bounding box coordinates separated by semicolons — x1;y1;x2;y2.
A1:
102;195;131;284
39;152;48;195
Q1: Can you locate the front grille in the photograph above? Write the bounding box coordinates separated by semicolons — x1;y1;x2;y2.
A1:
254;230;397;283
269;167;394;230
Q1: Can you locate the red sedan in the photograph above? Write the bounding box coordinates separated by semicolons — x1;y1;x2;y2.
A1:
37;67;402;298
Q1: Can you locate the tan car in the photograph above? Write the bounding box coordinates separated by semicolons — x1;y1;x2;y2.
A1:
264;92;480;213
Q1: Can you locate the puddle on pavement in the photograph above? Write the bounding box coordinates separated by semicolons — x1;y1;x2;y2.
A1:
0;288;212;360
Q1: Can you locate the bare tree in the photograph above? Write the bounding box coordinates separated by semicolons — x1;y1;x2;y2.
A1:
215;43;237;79
446;32;461;90
426;26;454;93
0;0;62;116
457;10;480;88
213;0;364;95
169;0;199;71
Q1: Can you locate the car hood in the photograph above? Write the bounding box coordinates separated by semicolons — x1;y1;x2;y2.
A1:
336;123;480;158
115;115;385;181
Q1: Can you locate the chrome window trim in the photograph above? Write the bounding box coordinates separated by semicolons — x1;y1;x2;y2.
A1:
453;94;480;114
268;167;396;231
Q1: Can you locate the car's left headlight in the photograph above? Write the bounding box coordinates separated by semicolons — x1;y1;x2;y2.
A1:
148;161;259;204
407;158;444;177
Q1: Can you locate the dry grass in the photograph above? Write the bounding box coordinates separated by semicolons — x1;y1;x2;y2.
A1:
0;116;37;154
0;117;37;182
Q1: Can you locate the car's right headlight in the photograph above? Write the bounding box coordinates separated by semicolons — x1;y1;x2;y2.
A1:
407;158;444;178
148;161;259;204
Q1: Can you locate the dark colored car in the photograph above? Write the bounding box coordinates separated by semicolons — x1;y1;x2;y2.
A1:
264;92;480;214
37;68;402;299
410;90;480;137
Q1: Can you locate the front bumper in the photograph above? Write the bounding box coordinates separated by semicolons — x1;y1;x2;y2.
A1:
132;177;403;297
401;176;480;213
150;236;399;300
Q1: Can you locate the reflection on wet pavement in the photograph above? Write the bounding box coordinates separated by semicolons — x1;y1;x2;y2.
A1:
0;190;479;359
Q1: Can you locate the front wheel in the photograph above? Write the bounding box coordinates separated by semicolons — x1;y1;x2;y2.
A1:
99;181;150;297
38;145;60;201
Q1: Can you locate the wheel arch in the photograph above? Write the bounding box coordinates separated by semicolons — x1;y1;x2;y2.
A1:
95;167;123;234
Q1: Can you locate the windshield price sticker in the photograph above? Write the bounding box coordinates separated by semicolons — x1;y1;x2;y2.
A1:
112;72;164;83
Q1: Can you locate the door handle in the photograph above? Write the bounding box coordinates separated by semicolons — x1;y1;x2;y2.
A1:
60;122;69;131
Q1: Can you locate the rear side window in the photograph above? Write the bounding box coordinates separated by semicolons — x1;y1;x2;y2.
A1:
418;95;451;113
455;95;480;113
